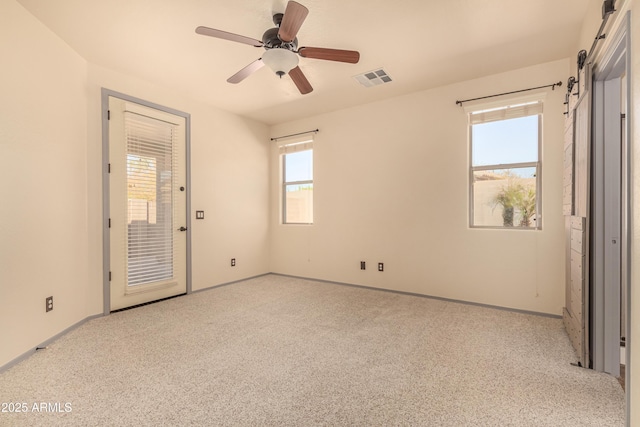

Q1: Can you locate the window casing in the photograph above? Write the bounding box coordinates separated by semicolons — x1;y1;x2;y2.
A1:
280;136;314;224
469;100;542;229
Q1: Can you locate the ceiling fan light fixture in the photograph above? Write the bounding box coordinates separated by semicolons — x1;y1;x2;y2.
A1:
262;48;299;78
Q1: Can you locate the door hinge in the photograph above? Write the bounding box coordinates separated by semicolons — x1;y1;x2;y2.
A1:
108;163;111;173
109;271;112;281
107;110;110;120
108;218;111;228
621;113;626;119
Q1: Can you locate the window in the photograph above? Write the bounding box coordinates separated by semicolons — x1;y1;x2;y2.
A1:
124;110;178;285
280;136;314;224
469;100;542;229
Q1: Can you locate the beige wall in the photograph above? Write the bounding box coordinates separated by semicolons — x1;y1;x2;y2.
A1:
270;59;568;316
0;0;270;368
0;0;90;366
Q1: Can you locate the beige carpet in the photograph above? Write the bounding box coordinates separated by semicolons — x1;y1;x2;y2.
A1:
0;275;625;426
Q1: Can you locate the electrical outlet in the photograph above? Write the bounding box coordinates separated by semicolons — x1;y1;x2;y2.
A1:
378;263;384;272
360;261;366;270
196;210;204;219
45;296;53;312
231;258;236;267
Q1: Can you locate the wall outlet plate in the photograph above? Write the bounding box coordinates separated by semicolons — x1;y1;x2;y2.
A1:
196;211;204;219
231;258;236;267
378;263;384;272
46;296;53;312
360;261;366;270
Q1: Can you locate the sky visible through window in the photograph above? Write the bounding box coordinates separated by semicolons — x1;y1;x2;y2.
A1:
285;149;313;183
472;115;538;176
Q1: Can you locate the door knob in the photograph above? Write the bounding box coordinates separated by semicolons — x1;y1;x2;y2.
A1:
178;226;187;232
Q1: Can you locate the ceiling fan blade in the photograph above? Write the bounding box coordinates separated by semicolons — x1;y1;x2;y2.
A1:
299;47;360;64
289;66;313;94
278;1;309;43
196;26;263;47
227;59;265;84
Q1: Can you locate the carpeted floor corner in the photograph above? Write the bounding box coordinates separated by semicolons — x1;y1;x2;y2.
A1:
0;275;626;426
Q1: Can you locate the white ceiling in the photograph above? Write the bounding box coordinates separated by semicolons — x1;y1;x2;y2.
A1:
17;0;589;125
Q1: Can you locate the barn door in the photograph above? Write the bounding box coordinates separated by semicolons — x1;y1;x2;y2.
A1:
563;64;591;368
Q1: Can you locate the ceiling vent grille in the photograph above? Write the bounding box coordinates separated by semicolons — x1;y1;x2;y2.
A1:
353;68;393;88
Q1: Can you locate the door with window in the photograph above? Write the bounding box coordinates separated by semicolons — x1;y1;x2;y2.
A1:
108;96;188;311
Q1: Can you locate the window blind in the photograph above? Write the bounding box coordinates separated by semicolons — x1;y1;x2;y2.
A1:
469;101;543;125
124;111;178;287
278;133;314;154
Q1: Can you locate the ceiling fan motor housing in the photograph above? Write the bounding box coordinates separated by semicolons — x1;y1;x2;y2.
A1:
262;27;298;51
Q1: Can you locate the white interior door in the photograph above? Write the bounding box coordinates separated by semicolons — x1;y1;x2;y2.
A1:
108;96;187;311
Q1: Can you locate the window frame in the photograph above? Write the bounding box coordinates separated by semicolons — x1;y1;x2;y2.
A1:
276;132;315;225
282;148;314;225
468;102;543;230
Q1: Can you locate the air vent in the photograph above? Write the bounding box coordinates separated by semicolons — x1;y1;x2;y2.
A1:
353;68;393;88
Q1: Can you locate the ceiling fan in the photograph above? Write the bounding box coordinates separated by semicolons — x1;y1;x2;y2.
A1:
196;1;360;95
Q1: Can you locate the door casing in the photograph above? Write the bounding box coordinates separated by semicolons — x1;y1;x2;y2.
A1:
101;88;192;314
591;12;630;377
